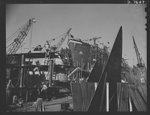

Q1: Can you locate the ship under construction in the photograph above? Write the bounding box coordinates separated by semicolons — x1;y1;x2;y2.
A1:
6;18;147;112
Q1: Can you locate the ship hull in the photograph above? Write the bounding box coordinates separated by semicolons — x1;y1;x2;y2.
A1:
68;39;91;71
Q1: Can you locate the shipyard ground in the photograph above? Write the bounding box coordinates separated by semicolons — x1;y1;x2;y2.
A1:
7;96;73;112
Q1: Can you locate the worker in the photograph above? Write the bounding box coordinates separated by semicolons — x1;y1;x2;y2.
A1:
32;97;43;112
40;83;48;100
6;80;14;105
12;95;18;104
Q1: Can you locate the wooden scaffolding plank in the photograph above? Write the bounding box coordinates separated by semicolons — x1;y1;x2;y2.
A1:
71;81;95;111
117;82;121;111
80;81;95;111
134;87;147;111
86;82;95;107
129;85;147;111
120;83;129;111
137;84;147;103
70;82;83;111
80;81;89;111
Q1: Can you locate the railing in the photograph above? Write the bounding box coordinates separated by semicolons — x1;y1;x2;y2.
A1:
67;67;82;81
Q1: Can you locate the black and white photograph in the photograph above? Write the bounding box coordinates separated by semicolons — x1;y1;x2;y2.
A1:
6;1;147;112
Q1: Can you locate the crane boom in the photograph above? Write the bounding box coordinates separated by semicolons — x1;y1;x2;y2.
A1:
132;36;143;67
55;28;72;52
6;18;36;55
43;28;72;53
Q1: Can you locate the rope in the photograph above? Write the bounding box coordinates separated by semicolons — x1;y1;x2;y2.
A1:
6;21;28;43
7;19;33;54
6;28;21;43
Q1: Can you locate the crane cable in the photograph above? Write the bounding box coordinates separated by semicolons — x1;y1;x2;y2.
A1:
6;21;28;43
6;21;29;52
6;28;21;43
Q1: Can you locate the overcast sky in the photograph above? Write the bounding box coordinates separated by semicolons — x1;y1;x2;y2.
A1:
6;4;147;67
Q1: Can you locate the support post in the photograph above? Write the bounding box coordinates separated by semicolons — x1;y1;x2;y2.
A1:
26;90;28;102
106;82;109;112
19;54;24;97
20;54;24;88
49;59;54;87
94;82;98;91
129;97;133;112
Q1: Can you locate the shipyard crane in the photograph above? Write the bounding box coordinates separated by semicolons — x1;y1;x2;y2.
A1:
55;28;72;52
43;28;72;60
44;28;72;53
132;36;144;67
6;18;36;55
